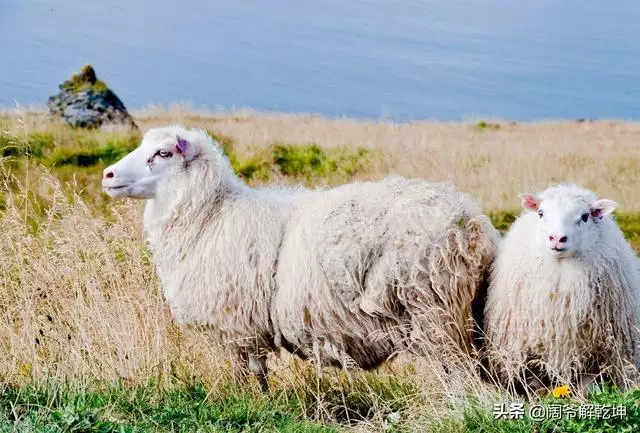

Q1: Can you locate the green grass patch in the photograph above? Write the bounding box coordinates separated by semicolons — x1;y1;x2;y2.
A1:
617;213;640;253
48;139;138;167
0;371;418;431
1;132;56;158
0;380;337;432
272;143;368;179
209;131;272;182
488;210;519;234
1;130;140;168
475;121;502;130
4;127;369;185
2;128;371;216
208;130;370;183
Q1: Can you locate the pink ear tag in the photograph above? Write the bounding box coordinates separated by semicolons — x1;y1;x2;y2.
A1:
176;136;189;154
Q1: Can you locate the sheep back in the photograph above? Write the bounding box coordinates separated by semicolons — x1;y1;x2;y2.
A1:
273;176;500;369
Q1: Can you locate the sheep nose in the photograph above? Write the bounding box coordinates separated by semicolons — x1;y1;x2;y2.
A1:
548;234;568;247
103;169;114;179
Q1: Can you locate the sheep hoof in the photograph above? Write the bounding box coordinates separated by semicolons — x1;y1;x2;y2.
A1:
577;373;598;399
256;375;269;393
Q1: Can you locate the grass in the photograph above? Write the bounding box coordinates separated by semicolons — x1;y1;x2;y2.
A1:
0;380;337;432
0;127;371;214
4;108;640;211
433;386;640;433
211;130;371;184
48;137;138;167
272;143;368;179
4;381;638;433
3;380;640;433
475;120;502;130
0;109;639;431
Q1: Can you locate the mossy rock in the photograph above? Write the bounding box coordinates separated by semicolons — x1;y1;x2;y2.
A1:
47;65;137;130
60;64;108;93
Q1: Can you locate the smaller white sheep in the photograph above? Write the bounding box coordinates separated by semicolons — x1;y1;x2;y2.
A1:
484;184;640;394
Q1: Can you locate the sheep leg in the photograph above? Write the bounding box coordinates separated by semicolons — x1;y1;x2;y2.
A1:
231;352;251;386
525;376;545;397
577;373;597;399
312;339;323;379
248;354;269;393
340;351;354;386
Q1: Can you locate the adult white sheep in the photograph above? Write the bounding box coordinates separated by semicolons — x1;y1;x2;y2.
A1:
101;125;499;389
102;125;296;391
484;184;640;395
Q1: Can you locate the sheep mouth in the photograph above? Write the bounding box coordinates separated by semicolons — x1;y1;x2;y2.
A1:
103;184;128;191
549;247;574;258
102;184;130;196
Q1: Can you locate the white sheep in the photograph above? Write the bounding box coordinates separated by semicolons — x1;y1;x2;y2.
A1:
102;125;297;391
102;125;500;389
273;177;500;372
483;184;640;394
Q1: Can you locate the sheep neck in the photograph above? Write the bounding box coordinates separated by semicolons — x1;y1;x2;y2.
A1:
142;159;248;251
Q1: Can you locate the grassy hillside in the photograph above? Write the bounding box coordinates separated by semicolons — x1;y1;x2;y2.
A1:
1;110;639;432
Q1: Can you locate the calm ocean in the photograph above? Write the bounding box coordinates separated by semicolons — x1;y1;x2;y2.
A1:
1;0;638;120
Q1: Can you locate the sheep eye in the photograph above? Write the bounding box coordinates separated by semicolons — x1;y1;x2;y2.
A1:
538;209;543;218
581;213;589;223
157;150;172;158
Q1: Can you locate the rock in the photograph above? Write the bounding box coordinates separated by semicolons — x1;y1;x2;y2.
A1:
47;65;137;129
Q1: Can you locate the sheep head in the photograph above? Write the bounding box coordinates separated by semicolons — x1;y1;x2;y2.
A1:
102;126;202;199
519;185;617;259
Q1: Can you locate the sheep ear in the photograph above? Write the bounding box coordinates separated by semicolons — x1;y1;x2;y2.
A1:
175;135;196;161
590;199;617;219
175;136;189;154
519;193;540;212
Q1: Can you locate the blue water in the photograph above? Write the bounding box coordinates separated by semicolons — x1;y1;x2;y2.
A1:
1;0;639;120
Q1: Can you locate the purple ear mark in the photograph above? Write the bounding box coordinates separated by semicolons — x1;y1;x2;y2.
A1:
591;209;602;220
176;136;189;154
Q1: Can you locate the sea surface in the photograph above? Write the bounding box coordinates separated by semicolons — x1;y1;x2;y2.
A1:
1;0;639;120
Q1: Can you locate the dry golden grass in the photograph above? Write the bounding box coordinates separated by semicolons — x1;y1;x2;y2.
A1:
1;108;639;430
3;106;640;211
0;169;509;431
138;106;640;212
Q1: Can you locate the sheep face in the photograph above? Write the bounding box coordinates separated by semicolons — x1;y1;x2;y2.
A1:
520;187;617;258
102;128;197;199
